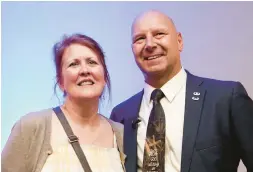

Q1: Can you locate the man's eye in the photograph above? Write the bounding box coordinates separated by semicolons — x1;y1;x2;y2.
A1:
134;37;145;43
155;32;166;38
156;32;164;36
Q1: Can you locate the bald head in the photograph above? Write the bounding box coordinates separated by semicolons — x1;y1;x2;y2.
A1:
131;10;177;38
130;10;183;88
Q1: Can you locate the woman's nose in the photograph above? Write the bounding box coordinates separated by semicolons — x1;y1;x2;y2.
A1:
79;63;90;76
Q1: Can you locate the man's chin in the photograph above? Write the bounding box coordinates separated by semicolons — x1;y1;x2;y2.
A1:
143;69;166;78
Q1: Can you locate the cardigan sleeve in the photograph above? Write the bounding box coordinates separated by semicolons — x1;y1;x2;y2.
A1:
1;117;31;172
2;109;52;172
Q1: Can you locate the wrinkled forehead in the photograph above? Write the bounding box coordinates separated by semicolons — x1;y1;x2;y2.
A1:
131;12;173;36
61;43;99;63
63;44;95;56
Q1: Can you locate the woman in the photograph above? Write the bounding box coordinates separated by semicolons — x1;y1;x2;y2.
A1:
2;33;125;172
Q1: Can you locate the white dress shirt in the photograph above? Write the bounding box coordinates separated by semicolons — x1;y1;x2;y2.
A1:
137;68;187;172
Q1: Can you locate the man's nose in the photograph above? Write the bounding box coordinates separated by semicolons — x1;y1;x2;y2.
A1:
144;36;157;52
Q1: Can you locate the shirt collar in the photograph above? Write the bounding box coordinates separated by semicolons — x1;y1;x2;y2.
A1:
143;68;187;104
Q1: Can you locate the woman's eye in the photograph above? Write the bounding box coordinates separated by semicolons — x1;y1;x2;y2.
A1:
69;62;78;67
88;60;98;65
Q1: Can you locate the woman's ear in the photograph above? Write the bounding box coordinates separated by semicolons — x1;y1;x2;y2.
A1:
58;79;64;92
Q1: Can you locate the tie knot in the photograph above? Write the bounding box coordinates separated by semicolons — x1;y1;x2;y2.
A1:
151;89;164;103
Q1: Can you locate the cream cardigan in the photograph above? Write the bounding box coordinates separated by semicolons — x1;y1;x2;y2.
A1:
2;108;125;172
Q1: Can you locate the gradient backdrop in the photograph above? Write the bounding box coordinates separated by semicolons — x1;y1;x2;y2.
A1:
2;2;253;171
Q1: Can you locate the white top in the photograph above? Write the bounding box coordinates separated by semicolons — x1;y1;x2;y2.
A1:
137;68;187;172
41;114;124;172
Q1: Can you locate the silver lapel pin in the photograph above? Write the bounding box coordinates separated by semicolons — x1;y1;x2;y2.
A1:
192;92;200;100
192;97;199;101
193;92;200;96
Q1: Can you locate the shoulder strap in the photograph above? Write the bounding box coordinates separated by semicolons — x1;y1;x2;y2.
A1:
53;106;92;172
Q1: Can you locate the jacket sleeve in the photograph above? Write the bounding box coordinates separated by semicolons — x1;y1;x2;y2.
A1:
231;82;253;171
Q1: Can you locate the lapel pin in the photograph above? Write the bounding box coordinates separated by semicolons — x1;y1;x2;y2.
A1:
192;97;199;101
193;92;200;96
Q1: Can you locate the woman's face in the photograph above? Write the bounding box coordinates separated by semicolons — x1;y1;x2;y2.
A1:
59;43;105;101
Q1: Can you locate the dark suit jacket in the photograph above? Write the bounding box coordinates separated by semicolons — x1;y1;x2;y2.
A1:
110;72;253;172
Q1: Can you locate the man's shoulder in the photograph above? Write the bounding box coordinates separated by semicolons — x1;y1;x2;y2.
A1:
189;72;240;90
113;90;143;112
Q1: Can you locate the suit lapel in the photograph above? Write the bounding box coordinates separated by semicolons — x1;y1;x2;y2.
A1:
124;91;143;172
181;72;206;172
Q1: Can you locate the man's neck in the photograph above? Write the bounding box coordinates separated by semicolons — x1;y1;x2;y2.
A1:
145;67;182;88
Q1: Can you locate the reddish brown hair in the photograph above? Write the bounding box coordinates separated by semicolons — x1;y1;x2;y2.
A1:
53;33;111;99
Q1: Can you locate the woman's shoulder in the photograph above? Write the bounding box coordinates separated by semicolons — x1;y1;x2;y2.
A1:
21;108;52;121
109;119;123;128
17;108;53;131
102;115;123;131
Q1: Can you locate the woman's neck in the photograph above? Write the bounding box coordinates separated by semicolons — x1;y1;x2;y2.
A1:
62;97;100;127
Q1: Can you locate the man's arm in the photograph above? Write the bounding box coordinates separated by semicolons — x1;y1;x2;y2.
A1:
231;82;253;171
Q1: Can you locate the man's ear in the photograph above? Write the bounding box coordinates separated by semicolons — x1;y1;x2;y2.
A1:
177;32;183;52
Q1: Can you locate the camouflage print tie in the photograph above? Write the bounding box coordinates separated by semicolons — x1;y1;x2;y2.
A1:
143;89;166;172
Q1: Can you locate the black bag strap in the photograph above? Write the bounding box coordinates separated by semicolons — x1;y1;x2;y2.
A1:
53;106;92;172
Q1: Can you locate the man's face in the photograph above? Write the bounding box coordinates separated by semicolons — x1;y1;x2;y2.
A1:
131;11;183;81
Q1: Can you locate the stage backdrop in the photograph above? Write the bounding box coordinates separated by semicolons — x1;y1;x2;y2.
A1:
2;2;253;171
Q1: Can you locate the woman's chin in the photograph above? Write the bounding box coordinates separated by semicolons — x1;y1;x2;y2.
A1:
77;94;100;101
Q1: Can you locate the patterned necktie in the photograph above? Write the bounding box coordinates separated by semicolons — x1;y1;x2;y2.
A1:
143;89;166;172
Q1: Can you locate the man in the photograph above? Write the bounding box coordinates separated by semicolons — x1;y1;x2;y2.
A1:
110;10;253;172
